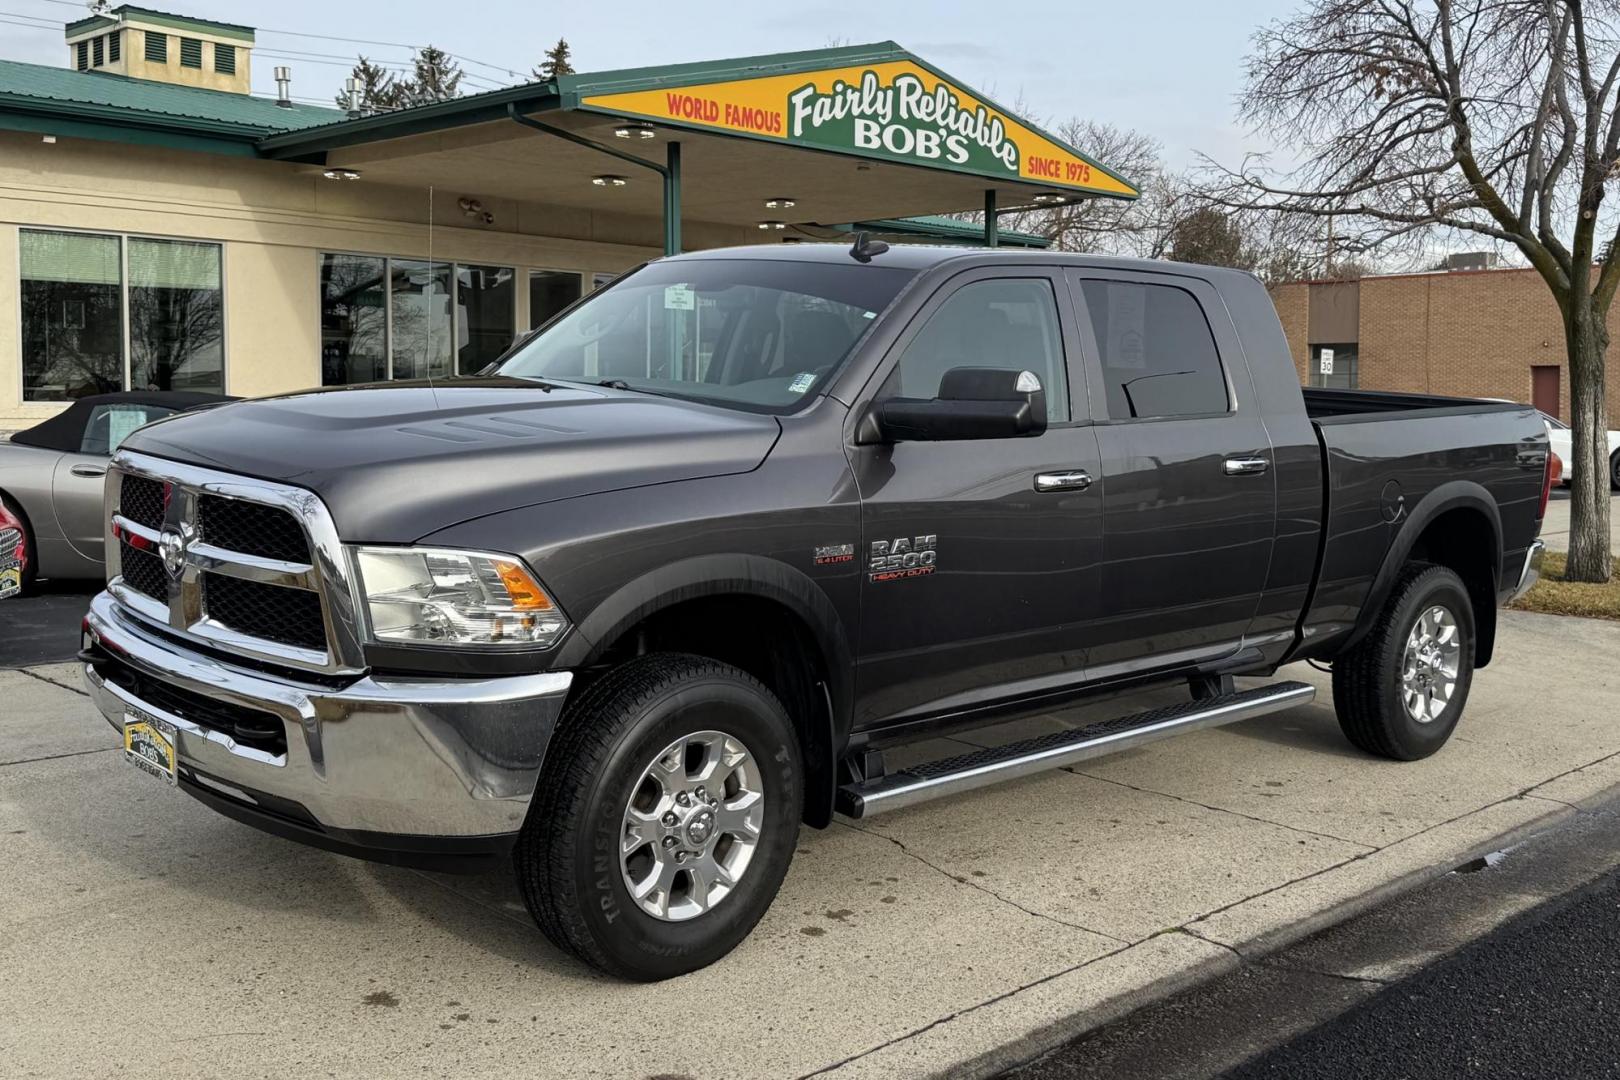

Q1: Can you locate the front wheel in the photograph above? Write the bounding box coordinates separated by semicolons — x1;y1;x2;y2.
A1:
515;654;802;980
1332;564;1475;761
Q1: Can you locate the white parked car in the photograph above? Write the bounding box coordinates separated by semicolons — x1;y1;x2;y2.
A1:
1540;411;1620;489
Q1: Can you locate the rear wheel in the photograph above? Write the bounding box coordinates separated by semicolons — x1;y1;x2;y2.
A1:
1332;564;1475;761
1610;449;1620;490
514;653;802;980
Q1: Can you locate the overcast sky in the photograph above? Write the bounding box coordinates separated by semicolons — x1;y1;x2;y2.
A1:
2;0;1299;171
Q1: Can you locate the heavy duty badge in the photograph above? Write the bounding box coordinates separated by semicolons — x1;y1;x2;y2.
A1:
869;535;937;582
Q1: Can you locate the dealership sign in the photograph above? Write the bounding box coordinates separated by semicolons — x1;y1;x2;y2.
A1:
578;59;1137;198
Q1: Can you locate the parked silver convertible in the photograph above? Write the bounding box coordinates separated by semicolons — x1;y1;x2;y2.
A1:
0;392;232;594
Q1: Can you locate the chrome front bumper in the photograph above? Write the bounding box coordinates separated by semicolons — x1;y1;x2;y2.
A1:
82;590;572;842
1509;539;1547;602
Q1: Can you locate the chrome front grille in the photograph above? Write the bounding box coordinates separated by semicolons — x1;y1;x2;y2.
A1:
105;449;366;676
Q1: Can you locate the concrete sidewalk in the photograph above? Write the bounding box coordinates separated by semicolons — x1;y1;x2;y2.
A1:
1537;490;1620;554
3;610;1617;1080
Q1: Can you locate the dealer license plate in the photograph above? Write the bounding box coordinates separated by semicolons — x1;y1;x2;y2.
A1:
124;707;178;786
0;527;20;600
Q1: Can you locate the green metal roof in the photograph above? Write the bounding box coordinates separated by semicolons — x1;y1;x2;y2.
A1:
0;59;341;153
840;215;1050;249
65;6;255;42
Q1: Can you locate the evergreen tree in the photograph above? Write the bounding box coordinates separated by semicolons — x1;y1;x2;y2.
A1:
533;38;574;81
398;46;464;106
336;56;402;113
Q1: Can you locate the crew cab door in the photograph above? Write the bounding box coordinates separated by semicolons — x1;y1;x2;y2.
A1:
848;269;1103;728
1063;269;1277;676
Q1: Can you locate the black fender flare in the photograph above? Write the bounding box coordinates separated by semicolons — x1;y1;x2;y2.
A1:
553;553;854;825
1344;480;1502;662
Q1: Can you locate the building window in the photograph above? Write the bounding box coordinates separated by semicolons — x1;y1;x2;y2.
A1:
214;43;235;75
320;254;388;386
108;30;120;63
528;270;583;329
75;41;89;70
20;230;225;401
457;265;516;374
1079;280;1230;419
1309;344;1358;389
179;38;202;69
128;239;224;393
592;271;618;291
144;31;167;63
92;36;104;67
20;231;123;401
321;255;518;385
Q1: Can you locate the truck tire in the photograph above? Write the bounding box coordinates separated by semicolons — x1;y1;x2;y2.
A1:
514;653;802;980
1332;564;1475;761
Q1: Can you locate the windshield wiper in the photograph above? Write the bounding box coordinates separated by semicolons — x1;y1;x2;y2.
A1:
594;378;672;398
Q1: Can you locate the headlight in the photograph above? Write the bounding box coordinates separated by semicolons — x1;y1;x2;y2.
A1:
353;546;569;648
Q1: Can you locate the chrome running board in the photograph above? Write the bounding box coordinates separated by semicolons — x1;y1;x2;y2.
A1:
837;681;1316;819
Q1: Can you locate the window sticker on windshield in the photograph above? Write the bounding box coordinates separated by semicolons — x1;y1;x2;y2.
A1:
862;310;877;319
787;372;816;394
664;284;696;311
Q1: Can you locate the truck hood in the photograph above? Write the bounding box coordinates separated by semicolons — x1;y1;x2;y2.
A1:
121;378;782;541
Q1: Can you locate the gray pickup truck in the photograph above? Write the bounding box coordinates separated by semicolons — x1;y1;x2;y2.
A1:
81;243;1551;980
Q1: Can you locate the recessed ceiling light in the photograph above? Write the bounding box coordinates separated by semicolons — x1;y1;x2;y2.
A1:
756;220;787;230
1032;192;1067;205
613;122;657;139
322;167;362;181
591;174;629;187
764;197;797;209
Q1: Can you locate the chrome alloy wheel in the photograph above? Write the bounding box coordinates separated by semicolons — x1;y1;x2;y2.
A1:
620;730;765;921
1401;604;1462;724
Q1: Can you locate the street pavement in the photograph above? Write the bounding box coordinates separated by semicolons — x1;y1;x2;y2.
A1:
2;609;1619;1078
1536;488;1620;554
1005;784;1620;1080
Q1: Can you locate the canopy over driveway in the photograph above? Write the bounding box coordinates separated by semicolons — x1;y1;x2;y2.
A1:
258;42;1138;254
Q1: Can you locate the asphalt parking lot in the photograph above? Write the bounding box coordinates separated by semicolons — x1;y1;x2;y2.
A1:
4;598;1619;1078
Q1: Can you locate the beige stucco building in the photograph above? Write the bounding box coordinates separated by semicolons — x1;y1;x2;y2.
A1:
1;6;1124;431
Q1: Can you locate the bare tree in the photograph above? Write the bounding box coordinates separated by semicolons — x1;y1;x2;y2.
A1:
1206;0;1615;581
983;121;1186;256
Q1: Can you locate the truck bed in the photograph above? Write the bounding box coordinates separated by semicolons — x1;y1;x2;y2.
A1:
1303;386;1523;421
1295;386;1547;660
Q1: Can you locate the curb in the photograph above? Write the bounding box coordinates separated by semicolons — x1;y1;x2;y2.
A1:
821;766;1620;1080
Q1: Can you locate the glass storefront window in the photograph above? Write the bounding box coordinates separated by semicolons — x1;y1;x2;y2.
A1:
456;264;515;374
20;230;124;401
390;259;453;381
129;238;223;393
528;269;582;330
320;254;387;385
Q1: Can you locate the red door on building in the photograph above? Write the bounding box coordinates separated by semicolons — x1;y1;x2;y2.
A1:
1532;365;1561;418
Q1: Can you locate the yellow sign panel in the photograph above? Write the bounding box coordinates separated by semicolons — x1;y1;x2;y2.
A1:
580;60;1137;198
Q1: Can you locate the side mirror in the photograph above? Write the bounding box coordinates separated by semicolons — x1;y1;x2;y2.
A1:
863;367;1048;443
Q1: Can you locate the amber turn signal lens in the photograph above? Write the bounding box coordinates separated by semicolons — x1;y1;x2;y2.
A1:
495;559;554;610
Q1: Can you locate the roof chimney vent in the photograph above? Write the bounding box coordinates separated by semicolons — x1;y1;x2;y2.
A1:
274;65;292;108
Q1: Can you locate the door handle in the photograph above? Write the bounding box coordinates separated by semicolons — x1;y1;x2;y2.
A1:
1223;457;1270;476
1034;469;1093;492
70;463;108;478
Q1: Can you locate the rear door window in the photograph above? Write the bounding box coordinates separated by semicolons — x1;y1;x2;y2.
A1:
1077;280;1229;419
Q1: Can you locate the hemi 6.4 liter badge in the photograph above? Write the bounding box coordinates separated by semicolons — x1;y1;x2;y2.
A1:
813;543;856;566
869;535;937;582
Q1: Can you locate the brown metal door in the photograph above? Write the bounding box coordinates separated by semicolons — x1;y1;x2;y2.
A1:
1532;365;1561;418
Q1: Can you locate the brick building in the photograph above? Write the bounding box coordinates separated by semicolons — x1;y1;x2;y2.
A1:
1270;266;1620;421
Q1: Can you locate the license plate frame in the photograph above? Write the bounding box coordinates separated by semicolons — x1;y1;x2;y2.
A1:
0;527;20;601
124;706;179;786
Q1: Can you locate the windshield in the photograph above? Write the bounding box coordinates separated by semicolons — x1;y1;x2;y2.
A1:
497;259;915;414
